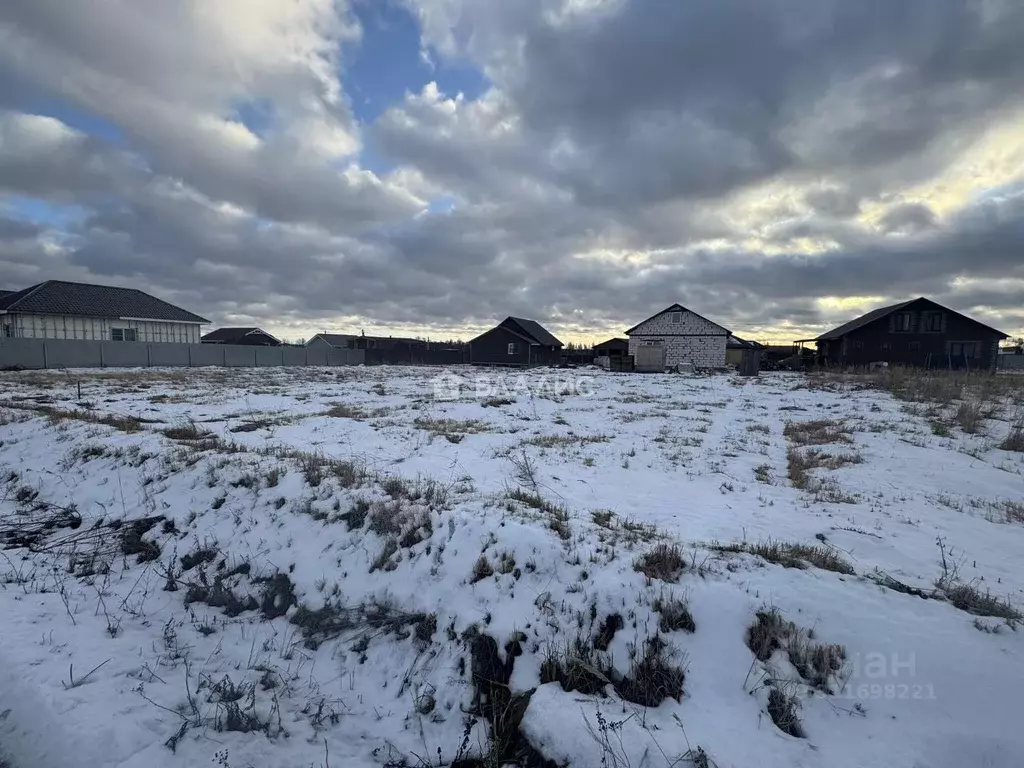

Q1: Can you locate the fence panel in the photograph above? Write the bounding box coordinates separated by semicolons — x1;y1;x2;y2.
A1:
98;341;150;368
0;338;361;371
190;345;226;367
0;339;47;370
149;344;192;367
255;347;285;367
282;347;307;366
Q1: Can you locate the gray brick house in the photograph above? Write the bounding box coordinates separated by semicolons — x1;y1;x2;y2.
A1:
625;304;731;370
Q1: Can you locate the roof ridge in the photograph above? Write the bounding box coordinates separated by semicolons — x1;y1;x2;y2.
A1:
3;281;48;309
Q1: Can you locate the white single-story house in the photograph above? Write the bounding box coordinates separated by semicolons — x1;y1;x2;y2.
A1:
0;280;209;343
624;303;731;369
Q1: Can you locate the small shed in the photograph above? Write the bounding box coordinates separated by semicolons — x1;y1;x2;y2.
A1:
594;338;629;357
726;335;764;367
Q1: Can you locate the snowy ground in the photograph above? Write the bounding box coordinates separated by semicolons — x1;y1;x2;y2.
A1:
0;366;1022;768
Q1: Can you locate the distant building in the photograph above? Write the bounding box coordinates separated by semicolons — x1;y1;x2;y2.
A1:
202;327;281;346
306;333;425;351
469;317;563;366
725;335;764;367
624;304;730;370
798;297;1008;371
593;338;629;357
0;280;208;343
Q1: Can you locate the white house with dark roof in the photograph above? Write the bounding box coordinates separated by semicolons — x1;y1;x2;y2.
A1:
624;304;731;369
0;280;209;343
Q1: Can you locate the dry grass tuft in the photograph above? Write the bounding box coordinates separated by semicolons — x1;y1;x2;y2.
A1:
783;419;852;446
787;447;863;490
652;593;696;633
634;544;686;582
616;636;686;707
999;423;1024;452
942;583;1022;623
767;687;805;738
413;417;488;443
507;488;571;540
720;539;856;575
324;403;368;419
522;433;609;449
746;607;846;694
470;555;494;584
540;636;614;696
163;422;213;441
954;398;988;434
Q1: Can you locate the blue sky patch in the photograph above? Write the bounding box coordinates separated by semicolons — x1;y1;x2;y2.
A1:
22;100;124;146
2;196;86;229
344;0;488;125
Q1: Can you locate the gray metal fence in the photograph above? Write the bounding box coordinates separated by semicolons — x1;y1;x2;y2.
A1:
998;355;1024;371
0;338;364;370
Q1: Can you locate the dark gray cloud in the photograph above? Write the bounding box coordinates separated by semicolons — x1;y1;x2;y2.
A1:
879;203;939;234
1;0;1023;340
404;0;1024;207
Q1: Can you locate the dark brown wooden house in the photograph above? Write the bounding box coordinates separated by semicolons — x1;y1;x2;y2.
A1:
800;298;1008;371
469;317;563;366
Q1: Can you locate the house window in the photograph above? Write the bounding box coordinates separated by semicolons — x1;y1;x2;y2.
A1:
924;312;943;332
881;342;890;352
507;342;517;355
893;313;913;332
951;342;977;358
2;324;11;338
670;312;682;324
111;328;137;342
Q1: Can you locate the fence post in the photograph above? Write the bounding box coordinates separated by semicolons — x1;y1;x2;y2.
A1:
188;345;192;367
147;345;152;367
98;343;103;368
42;342;48;369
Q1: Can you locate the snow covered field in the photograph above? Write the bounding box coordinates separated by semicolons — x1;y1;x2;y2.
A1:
1;365;1022;768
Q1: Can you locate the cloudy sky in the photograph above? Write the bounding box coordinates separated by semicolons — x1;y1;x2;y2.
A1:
1;0;1022;344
